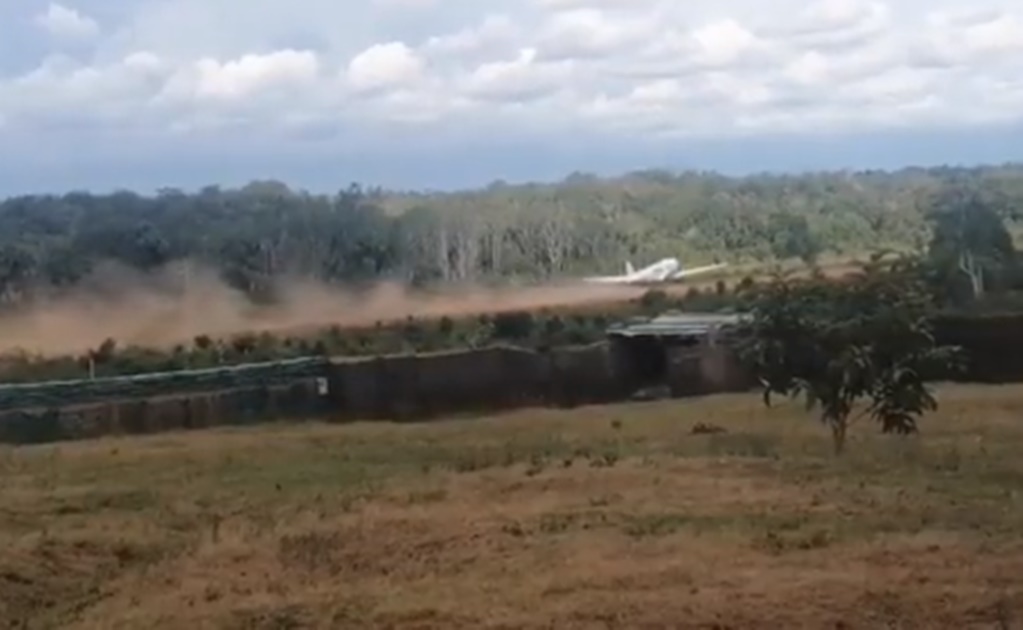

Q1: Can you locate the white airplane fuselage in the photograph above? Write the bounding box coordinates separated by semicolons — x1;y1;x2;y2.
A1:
583;257;727;285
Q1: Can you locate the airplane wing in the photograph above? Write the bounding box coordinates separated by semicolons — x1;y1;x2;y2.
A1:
653;267;674;281
669;263;728;279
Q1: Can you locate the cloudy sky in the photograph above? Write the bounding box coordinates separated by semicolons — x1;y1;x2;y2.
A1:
1;0;1022;194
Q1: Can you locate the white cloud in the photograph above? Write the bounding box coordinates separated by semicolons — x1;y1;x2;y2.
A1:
373;0;438;7
690;20;761;65
35;3;100;41
424;14;521;60
346;42;424;93
931;12;1023;59
781;0;892;48
189;50;320;101
535;7;661;60
3;0;1023;149
459;48;575;101
2;53;169;128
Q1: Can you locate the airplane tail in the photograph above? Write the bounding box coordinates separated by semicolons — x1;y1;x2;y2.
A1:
625;261;635;275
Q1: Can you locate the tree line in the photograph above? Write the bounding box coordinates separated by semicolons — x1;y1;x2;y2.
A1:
2;162;1023;408
2;164;1023;458
3;164;1023;306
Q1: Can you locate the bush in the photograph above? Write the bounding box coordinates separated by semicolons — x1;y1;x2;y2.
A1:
639;289;669;312
492;311;535;340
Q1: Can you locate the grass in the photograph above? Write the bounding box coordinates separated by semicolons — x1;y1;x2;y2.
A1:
2;384;1023;629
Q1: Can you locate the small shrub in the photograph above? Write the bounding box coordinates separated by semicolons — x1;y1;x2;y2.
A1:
707;433;779;458
437;315;455;337
623;513;693;538
502;521;527;537
492;311;535;340
404;489;448;505
639;289;669;312
525;452;546;477
691;422;727;435
755;528;834;555
590;449;620;468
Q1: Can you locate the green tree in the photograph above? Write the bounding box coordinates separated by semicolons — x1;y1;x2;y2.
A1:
737;255;962;454
767;212;822;263
492;311;535;340
1;167;1023;311
924;184;1017;301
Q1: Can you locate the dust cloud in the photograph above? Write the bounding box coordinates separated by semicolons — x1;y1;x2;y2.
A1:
0;260;644;356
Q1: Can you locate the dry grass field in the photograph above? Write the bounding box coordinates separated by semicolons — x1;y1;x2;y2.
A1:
3;384;1023;629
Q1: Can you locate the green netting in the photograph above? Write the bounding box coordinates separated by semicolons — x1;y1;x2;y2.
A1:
0;357;330;411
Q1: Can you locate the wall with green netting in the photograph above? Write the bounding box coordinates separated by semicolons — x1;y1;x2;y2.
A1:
0;342;688;445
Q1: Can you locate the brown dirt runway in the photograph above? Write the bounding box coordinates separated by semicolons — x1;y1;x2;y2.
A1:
0;257;861;357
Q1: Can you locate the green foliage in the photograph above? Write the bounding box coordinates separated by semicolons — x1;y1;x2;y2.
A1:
4;167;1023;385
924;182;1019;303
638;289;670;313
3;166;1023;307
768;213;822;263
737;254;964;454
491;311;536;340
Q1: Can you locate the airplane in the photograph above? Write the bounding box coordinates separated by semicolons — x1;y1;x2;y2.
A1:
582;257;728;285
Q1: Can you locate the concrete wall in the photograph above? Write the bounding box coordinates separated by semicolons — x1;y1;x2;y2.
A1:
0;380;327;444
0;344;627;444
0;338;744;445
328;346;545;421
326;343;623;421
665;334;754;398
933;314;1023;382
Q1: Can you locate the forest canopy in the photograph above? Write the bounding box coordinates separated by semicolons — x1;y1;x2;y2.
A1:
2;163;1023;307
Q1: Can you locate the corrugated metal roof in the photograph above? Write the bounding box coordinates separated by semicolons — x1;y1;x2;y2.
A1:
607;312;746;338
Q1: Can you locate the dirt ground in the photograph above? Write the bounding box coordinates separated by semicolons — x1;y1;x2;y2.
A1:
3;383;1022;629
